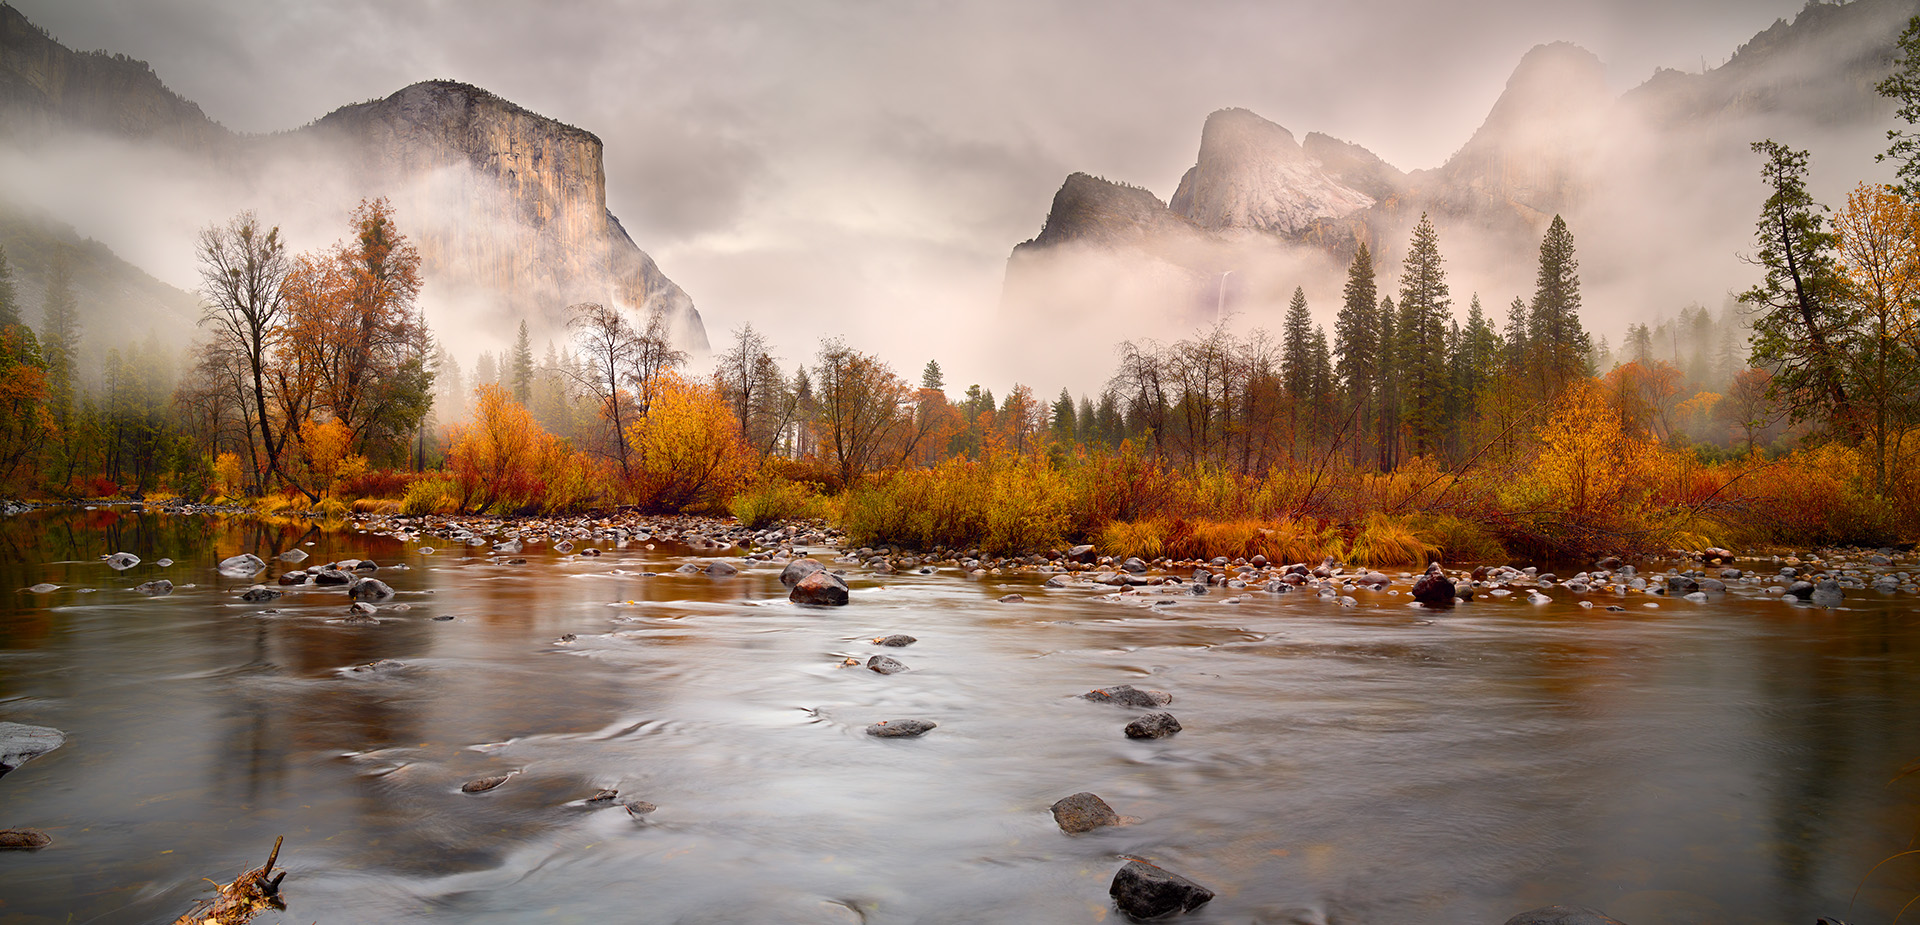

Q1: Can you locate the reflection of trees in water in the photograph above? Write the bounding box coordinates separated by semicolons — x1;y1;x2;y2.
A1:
1756;608;1920;921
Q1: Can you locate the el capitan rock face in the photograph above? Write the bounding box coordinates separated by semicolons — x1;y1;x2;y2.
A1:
306;81;706;349
0;11;704;351
1169;107;1376;239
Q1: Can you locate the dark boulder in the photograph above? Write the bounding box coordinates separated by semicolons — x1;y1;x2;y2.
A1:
461;773;514;793
781;557;826;589
999;593;1025;603
1121;557;1149;574
134;579;174;596
277;570;308;586
706;560;739;577
1786;580;1816;601
1050;791;1121;834
865;719;936;738
348;577;394;602
1595;556;1623;571
1124;712;1182;739
867;655;909;675
872;634;917;647
1067;544;1097;564
1502;905;1629;925
0;722;66;777
240;586;281;602
0;829;52;849
790;570;850;606
1411;566;1456;606
1083;685;1173;708
1811;578;1845;608
1109;859;1214;918
312;568;352;586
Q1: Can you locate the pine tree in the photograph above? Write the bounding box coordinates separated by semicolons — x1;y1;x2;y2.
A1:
1334;243;1379;463
921;360;944;393
1281;286;1314;399
1051;387;1077;443
0;244;18;329
1526;214;1589;397
1375;295;1399;470
1396;215;1452;457
1503;296;1529;373
510;320;535;404
1308;324;1333;439
41;251;79;427
1739;140;1852;433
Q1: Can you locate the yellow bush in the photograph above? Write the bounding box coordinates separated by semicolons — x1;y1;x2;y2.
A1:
1347;514;1439;566
626;373;749;513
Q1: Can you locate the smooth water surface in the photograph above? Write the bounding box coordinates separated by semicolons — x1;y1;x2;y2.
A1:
0;508;1917;924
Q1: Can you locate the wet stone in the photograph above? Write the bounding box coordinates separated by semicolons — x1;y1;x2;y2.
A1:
0;829;51;849
23;583;57;594
1124;712;1182;739
1083;685;1173;708
277;570;308;585
1502;905;1629;925
867;655;908;675
134;579;174;596
780;557;825;589
0;722;66;776
347;577;394;601
218;553;267;577
871;634;917;647
461;773;513;793
240;586;281;602
106;552;140;571
1109;859;1214;918
790;570;850;606
1050;791;1121;834
865;719;936;738
999;593;1025;603
623;800;658;817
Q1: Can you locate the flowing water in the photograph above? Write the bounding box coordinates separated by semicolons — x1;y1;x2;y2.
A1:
0;507;1917;925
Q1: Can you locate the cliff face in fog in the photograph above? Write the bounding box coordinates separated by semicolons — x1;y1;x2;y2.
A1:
0;4;227;153
0;8;705;350
305;81;705;348
1169;108;1378;240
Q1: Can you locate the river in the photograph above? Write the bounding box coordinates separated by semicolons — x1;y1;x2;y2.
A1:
0;507;1916;924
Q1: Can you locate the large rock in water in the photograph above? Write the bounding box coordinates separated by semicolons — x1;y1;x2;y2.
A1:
1050;791;1122;834
0;722;65;777
218;553;267;577
1411;565;1456;605
1083;685;1173;708
1503;905;1629;925
1811;578;1845;608
789;570;849;606
1109;859;1215;918
780;558;825;589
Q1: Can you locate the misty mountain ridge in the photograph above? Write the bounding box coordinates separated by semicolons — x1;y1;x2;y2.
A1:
1006;0;1917;343
0;3;707;357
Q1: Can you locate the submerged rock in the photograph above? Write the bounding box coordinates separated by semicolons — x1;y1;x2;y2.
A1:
278;549;309;563
1083;685;1173;708
866;655;908;675
1109;859;1215;918
1502;905;1629;925
1811;579;1844;608
865;719;936;738
0;722;66;776
134;579;174;596
461;773;514;793
23;582;58;594
106;552;140;571
1050;791;1121;834
1124;712;1182;739
218;553;267;577
0;829;51;849
871;634;917;647
240;586;280;602
781;557;825;589
348;577;394;602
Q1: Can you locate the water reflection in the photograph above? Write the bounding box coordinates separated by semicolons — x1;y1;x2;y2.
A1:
0;508;1915;924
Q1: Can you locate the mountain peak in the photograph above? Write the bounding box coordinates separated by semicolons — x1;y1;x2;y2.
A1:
1169;106;1374;238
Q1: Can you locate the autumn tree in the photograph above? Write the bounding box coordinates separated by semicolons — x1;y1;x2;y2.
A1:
626;306;688;420
1876;14;1920;196
197;212;292;492
1739;141;1853;436
814;338;916;484
567;301;639;476
627;372;749;511
0;244;18;329
1831;182;1920;497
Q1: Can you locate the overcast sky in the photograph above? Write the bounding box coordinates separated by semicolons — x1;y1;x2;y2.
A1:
11;0;1810;388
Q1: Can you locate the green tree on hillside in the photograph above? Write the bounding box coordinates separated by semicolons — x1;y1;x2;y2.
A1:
1396;215;1452;457
1527;214;1590;397
1334;242;1379;466
510;320;534;404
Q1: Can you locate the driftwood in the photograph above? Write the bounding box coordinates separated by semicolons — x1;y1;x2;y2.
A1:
173;836;287;925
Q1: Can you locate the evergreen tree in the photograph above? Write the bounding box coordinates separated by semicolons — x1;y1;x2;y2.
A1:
1375;295;1399;470
1396;215;1452;457
1876;14;1920;196
0;244;18;329
1739;140;1852;433
510;320;535;404
41;251;79;428
1502;296;1529;372
1050;387;1077;443
1334;242;1379;464
1280;286;1314;399
1308;324;1333;437
1625;323;1654;364
1076;394;1096;444
1526;214;1590;396
921;359;944;393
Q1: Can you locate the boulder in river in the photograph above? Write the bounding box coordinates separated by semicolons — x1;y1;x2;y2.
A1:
1411;565;1456;605
706;560;739;577
218;554;267;577
134;579;174;596
790;570;849;606
277;570;308;586
1786;580;1816;601
1050;791;1121;834
461;773;514;793
23;583;58;594
278;549;309;563
867;655;908;675
348;577;394;602
1502;905;1629;925
0;722;65;776
1083;685;1173;708
106;552;140;571
865;719;936;738
240;586;281;602
1124;712;1182;739
0;829;52;849
312;568;351;586
871;634;917;647
1109;859;1214;918
781;557;825;589
1811;579;1844;608
1066;544;1097;563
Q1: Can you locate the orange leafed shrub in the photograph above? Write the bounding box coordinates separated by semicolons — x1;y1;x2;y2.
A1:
625;372;749;513
298;418;369;494
447;384;616;514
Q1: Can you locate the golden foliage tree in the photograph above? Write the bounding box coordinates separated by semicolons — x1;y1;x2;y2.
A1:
626;372;748;512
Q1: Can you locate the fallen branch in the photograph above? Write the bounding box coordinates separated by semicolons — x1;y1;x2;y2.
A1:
173;835;287;925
